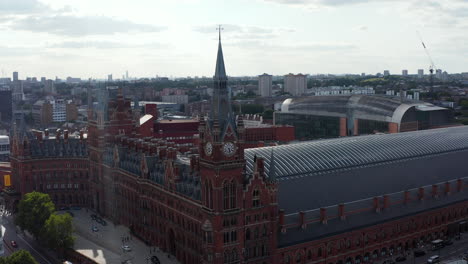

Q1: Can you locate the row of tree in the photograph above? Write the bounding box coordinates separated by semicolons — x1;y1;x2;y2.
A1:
0;250;39;264
15;192;75;253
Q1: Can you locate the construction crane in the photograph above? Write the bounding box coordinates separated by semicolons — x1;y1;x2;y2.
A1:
417;31;437;98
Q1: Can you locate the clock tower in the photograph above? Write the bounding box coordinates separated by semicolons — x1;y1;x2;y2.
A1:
199;27;247;263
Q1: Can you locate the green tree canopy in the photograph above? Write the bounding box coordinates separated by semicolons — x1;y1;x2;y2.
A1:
15;192;55;239
43;213;75;250
1;250;39;264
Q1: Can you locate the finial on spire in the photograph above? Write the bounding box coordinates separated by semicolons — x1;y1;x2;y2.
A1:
217;24;223;42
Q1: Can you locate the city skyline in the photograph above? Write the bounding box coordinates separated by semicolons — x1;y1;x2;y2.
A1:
1;0;468;79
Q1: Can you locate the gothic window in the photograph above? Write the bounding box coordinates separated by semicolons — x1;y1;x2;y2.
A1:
223;180;237;210
205;180;213;209
252;189;260;207
230;180;236;209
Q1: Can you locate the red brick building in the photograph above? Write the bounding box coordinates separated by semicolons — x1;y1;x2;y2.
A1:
8;34;468;264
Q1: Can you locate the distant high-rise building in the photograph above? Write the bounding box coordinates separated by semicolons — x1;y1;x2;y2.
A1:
41;77;46;83
44;79;55;94
258;73;272;97
436;69;442;79
384;70;390;76
108;74;113;82
126;70;129;80
12;72;18;82
418;69;424;78
402;70;408;76
0;87;12;122
361;73;365;77
284;73;307;96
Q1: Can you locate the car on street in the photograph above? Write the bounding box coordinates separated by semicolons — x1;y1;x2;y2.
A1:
91;214;97;220
150;256;161;264
101;219;107;226
427;255;440;264
121;245;131;252
10;240;17;248
92;226;99;232
395;256;407;262
414;249;426;257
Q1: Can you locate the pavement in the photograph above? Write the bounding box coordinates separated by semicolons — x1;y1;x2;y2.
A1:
70;209;180;264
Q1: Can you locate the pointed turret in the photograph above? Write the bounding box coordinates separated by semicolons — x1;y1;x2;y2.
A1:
214;31;227;80
210;25;234;139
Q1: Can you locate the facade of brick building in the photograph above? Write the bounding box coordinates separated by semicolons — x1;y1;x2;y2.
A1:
7;35;468;264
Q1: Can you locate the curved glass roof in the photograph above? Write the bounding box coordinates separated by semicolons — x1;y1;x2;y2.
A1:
280;95;446;123
245;126;468;180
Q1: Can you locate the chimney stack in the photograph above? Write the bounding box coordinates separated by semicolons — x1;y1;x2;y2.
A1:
418;187;425;200
338;204;345;220
444;182;450;195
320;208;327;224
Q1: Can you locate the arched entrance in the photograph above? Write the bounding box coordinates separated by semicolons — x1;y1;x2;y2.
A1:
168;229;176;256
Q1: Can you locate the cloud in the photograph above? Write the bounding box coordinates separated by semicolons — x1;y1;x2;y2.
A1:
0;0;49;14
10;15;166;36
193;24;295;40
226;40;357;52
50;41;169;49
354;25;368;31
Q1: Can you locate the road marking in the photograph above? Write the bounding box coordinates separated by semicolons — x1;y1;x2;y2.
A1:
17;234;52;264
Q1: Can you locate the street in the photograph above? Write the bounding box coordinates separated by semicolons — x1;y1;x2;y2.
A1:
378;235;468;264
1;208;56;263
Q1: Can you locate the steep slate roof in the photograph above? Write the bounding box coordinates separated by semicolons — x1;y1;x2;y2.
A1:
29;137;88;158
244;126;468;213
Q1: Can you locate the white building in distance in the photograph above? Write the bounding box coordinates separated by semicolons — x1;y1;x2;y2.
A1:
258;73;272;97
418;69;424;78
284;73;307;96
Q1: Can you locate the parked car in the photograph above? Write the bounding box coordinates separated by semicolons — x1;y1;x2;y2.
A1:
101;220;107;226
395;256;407;262
150;256;161;264
92;226;99;232
59;207;69;211
10;240;17;248
427;255;440;264
70;206;81;210
91;214;97;220
121;245;131;252
414;249;426;257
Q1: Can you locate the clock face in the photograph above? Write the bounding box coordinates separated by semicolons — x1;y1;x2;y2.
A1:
204;142;213;156
222;142;236;156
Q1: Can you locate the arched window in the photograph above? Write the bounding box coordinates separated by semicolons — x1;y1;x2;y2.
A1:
230;180;236;209
253;189;260;207
223;180;237;210
231;249;238;261
296;253;302;263
205;180;213;208
224;250;230;263
317;248;322;257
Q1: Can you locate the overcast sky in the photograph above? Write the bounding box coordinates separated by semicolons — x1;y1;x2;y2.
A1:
1;0;467;79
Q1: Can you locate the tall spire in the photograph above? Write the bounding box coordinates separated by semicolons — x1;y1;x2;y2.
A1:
214;25;226;80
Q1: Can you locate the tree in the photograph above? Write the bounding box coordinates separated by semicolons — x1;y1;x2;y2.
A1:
1;250;39;264
263;109;274;120
15;192;55;239
43;213;75;251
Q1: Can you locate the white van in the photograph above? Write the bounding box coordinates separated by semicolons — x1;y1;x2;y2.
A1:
427;255;440;264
